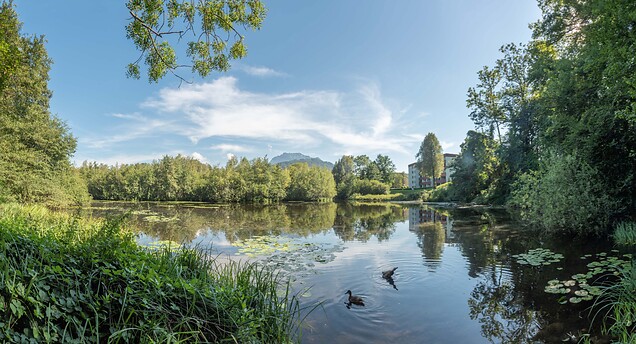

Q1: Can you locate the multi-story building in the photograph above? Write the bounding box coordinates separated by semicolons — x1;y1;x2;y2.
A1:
408;153;458;188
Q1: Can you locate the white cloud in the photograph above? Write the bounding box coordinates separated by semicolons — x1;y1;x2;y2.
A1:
142;76;421;154
210;144;251;152
240;65;287;77
190;152;208;163
440;141;456;152
226;153;235;160
80;113;175;149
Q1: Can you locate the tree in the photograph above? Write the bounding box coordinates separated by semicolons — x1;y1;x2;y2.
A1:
286;163;336;201
416;133;444;188
374;154;396;184
332;155;356;200
0;2;89;205
448;131;499;202
466;66;506;143
125;0;266;83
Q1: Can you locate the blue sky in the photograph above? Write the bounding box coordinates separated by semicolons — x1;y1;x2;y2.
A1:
14;1;540;171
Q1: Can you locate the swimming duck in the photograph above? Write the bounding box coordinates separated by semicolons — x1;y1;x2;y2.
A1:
345;290;365;306
382;267;398;279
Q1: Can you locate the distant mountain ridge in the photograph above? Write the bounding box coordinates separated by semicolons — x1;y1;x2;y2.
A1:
270;152;334;170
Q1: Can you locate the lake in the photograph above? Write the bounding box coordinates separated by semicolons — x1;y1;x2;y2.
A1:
83;201;629;343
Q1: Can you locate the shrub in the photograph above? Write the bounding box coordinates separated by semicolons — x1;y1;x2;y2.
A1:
509;152;619;236
354;179;390;195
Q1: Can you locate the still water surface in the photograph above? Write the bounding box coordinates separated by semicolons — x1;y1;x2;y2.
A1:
85;201;621;343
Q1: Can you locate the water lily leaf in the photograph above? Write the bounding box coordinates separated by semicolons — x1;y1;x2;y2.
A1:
569;297;582;304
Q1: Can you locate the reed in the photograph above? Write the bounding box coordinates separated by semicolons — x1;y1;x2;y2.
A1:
0;203;303;343
613;221;636;246
591;263;636;343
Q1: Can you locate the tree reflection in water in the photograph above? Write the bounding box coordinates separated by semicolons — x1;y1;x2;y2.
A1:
332;203;406;242
468;266;540;343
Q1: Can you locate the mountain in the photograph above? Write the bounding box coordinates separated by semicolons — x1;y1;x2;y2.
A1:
270;152;334;170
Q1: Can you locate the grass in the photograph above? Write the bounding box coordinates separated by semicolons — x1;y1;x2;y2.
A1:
613;221;636;246
591;263;636;343
0;203;304;343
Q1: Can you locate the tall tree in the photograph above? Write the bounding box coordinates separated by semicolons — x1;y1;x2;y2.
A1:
332;155;356;200
416;133;444;188
125;0;266;82
374;154;396;184
0;2;88;205
467;66;506;143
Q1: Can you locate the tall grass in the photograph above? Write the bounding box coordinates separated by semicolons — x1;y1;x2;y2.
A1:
613;221;636;246
592;264;636;343
0;203;303;343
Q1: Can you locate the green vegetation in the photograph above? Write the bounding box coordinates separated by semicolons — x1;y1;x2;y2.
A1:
125;0;266;82
332;154;394;200
447;0;636;235
79;155;336;203
594;264;636;343
613;222;636;246
416;133;444;189
422;182;452;202
0;2;90;207
0;203;303;343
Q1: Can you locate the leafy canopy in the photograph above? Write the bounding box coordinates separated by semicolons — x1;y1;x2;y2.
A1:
125;0;266;82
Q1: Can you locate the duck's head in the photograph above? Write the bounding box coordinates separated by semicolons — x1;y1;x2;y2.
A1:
345;290;352;295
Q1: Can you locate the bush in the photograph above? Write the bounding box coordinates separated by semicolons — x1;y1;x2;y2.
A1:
354;179;390;195
509;152;619;236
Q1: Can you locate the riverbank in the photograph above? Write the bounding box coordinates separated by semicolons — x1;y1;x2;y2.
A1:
0;203;302;343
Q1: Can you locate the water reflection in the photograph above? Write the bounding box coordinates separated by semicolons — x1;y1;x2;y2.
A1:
82;201;617;343
332;203;406;242
408;207;454;269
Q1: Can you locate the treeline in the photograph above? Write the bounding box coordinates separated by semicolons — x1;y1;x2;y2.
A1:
447;0;636;235
79;155;336;203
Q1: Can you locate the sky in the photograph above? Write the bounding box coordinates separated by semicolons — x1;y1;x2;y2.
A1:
13;1;541;172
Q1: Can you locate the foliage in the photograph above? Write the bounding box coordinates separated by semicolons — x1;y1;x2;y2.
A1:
374;154;396;184
354;179;390;196
0;203;303;343
80;155;337;203
422;182;453;202
391;172;408;189
613;222;636;246
457;0;636;231
285;163;336;201
593;263;636;343
509;152;619;236
125;0;266;82
416;133;444;188
447;131;500;203
0;2;90;206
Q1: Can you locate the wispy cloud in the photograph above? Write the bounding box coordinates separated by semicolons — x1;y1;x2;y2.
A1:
240;65;287;77
80;113;175;149
142;76;421;154
210;144;251;152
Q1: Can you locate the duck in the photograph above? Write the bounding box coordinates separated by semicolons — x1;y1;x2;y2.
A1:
345;290;365;306
382;267;398;279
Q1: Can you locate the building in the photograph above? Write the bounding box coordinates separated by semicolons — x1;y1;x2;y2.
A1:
408;153;458;188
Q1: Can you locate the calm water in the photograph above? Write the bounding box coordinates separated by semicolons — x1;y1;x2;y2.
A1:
84;201;622;343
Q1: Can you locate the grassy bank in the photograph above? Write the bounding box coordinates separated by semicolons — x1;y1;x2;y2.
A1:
0;204;302;343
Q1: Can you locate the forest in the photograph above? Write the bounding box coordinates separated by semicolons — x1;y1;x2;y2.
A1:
444;0;636;237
